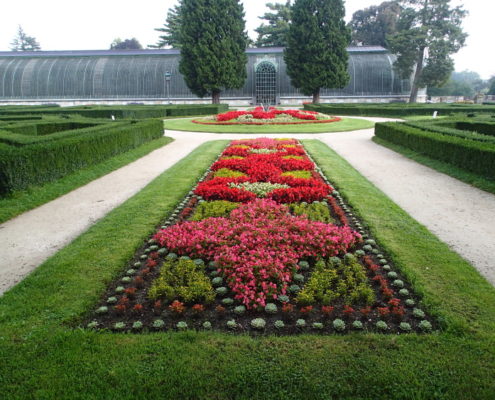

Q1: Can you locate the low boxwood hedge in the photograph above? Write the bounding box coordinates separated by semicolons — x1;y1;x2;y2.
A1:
304;103;495;117
0;118;164;194
374;122;495;179
0;104;229;119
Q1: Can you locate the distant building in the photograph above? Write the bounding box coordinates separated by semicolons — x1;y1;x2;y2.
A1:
0;47;419;106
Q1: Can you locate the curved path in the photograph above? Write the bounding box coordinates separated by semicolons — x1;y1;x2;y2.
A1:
0;117;494;295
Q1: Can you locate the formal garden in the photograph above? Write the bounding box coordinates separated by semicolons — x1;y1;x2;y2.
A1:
1;0;495;397
0;102;494;399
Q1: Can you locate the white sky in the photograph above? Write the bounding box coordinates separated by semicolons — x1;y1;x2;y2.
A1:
0;0;493;79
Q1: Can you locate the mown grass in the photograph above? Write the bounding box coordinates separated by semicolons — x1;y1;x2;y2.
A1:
373;136;495;195
164;116;373;133
0;137;173;224
1;140;494;399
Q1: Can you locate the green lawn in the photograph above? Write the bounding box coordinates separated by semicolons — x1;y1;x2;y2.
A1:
164;116;374;133
0;140;494;399
0;137;173;224
373;136;495;195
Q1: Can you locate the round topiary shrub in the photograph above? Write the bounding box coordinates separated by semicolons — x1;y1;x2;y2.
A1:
413;308;425;318
399;322;412;332
215;287;228;296
132;321;143;330
274;320;285;330
234;305;246;315
352;320;364;330
114;322;125;331
296;319;306;328
202;321;212;330
152;319;165;329
176;321;188;330
419;320;432;332
227;320;238;330
376;321;388;331
277;295;289;303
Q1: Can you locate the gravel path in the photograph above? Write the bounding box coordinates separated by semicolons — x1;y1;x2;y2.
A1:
1;117;493;295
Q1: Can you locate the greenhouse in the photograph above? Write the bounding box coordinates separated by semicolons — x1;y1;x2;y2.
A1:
0;47;413;105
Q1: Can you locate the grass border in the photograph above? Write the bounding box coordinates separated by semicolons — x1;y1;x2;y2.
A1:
164;116;374;134
0;136;173;223
0;139;494;399
372;136;495;195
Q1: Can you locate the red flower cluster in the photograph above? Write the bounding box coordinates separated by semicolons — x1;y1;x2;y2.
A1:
216;108;318;122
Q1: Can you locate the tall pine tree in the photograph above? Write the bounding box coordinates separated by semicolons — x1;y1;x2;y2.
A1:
255;1;292;47
179;0;248;103
284;0;350;103
150;2;183;49
388;0;467;103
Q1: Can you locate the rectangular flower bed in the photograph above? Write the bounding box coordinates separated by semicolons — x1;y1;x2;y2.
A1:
87;138;433;334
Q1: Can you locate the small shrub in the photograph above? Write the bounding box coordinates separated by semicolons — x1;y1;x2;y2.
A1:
419;320;433;332
152;319;165;329
399;322;412;332
265;303;278;314
274;320;285;329
296;319;306;328
132;321;143;330
352;320;363;330
413;308;426;318
312;322;324;330
234;305;246;315
251;318;266;330
202;321;212;330
176;321;188;331
376;321;388;331
114;322;126;331
333;319;346;332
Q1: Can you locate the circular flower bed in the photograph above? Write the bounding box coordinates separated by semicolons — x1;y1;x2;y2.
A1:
192;107;341;125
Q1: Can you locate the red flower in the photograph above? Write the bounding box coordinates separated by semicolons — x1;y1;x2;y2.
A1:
321;305;335;315
377;307;390;318
388;298;401;307
133;303;144;313
169;300;186;314
192;304;205;313
300;305;313;314
343;305;355;317
360;306;372;317
282;304;295;313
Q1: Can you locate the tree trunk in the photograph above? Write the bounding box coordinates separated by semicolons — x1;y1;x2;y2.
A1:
312;88;320;104
212;90;221;104
409;47;426;103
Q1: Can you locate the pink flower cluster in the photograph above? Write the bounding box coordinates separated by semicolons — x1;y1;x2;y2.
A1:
154;199;361;309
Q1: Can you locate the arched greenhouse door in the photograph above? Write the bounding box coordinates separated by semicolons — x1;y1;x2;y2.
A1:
255;61;277;105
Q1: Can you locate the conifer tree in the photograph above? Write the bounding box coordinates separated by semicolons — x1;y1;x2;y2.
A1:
179;0;248;103
284;0;350;103
10;26;41;51
255;1;292;47
150;2;183;49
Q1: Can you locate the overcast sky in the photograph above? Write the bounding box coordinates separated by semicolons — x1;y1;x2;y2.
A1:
1;0;493;79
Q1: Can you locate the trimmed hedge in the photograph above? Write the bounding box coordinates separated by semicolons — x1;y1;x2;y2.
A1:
0;104;229;119
304;103;495;117
375;122;495;179
0;118;164;194
403;120;495;144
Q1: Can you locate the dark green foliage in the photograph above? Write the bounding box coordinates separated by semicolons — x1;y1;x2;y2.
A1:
151;2;183;49
110;38;142;50
374;122;495;179
388;0;467;102
284;0;350;103
190;200;240;221
289;202;334;223
349;1;401;47
0;104;228;119
488;77;495;95
304;103;495;117
255;1;292;47
296;257;375;305
148;258;215;303
179;0;248;103
0;119;163;194
404;120;495;143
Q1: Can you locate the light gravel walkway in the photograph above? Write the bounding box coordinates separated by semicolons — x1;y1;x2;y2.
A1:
1;117;494;296
0;136;209;295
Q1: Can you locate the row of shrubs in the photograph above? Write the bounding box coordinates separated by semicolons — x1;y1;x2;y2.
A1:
402;120;495;144
304;103;495;118
374;122;495;179
0;118;164;194
0;104;229;119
